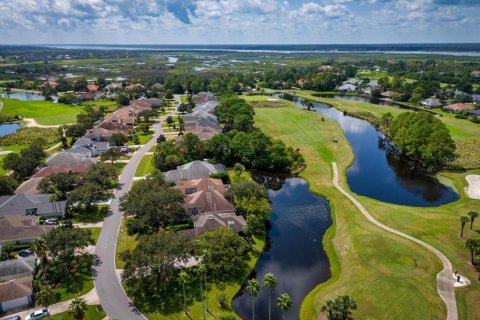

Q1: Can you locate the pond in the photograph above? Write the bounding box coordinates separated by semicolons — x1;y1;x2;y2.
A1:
287;95;458;207
0;123;24;136
313;93;415;109
1;92;58;102
232;176;332;320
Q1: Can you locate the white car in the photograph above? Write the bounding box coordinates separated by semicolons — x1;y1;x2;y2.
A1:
44;219;58;225
25;309;50;320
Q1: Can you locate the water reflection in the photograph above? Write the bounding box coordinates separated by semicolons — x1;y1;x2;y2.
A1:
232;177;332;320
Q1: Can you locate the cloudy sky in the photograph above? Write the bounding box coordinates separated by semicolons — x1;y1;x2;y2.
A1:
1;0;479;44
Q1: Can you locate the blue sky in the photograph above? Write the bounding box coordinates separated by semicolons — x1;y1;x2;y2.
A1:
0;0;479;44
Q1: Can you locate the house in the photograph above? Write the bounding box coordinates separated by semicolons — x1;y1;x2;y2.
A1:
46;152;96;167
319;65;333;72
421;98;443;109
471;94;480;103
126;83;144;91
0;194;66;217
296;79;309;88
152;83;164;90
86;82;99;92
336;84;357;93
381;91;398;99
67;138;110;158
0;216;53;245
0;257;36;282
193;100;218;114
41;80;57;89
176;178;235;216
0;276;33;313
180;213;246;239
454;89;470;97
443;103;475;113
104;82;121;92
164;160;227;182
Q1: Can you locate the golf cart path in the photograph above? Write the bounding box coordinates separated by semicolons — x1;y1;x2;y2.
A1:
332;162;457;320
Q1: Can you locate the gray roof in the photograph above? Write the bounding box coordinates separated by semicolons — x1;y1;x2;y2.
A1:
164;160;227;182
46;152;96;166
193;100;218;114
0;258;35;281
337;84;357;91
0;194;66;217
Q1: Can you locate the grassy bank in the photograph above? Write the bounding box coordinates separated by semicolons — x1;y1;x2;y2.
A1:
251;95;462;319
0;98;80;125
134;154;156;177
51;305;106;320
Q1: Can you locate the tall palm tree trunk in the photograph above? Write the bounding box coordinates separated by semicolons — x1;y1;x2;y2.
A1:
251;297;255;320
182;282;187;314
200;280;206;320
268;289;271;320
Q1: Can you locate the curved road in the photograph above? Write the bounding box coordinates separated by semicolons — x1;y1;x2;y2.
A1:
332;162;457;320
94;118;166;320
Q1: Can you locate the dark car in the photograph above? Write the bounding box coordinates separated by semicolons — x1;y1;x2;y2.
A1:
18;249;32;257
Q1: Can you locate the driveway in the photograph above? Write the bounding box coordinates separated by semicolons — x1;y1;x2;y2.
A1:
93;117;166;320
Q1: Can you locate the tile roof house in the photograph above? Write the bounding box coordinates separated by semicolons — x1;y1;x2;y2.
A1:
421;98;443;109
175;178;235;216
67;138;110;157
336;83;357;93
0;194;66;217
126;83;145;91
381;91;398;99
87;82;99;92
443;103;475;113
164;160;227;182
0;216;53;244
180;213;246;239
46;152;96;167
0;275;33;313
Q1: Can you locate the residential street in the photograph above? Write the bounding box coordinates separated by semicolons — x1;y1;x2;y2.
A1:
93;116;166;320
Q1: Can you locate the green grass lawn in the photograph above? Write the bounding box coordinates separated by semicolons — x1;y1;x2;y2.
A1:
116;218;138;269
84;227;102;243
251;96;449;320
51;305;106;320
51;256;94;303
0;98;81;125
134;155;156;177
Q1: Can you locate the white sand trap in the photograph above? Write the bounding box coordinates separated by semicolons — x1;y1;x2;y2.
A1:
466;175;480;199
267;98;279;101
453;273;471;287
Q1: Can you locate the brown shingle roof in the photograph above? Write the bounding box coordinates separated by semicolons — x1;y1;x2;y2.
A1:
0;276;33;302
0;216;53;243
176;178;225;194
33;165;90;178
445;103;474;111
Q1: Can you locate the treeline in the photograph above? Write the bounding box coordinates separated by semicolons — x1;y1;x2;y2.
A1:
153;95;304;173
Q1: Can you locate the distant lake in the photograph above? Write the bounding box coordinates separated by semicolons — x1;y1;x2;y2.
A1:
0;123;23;136
233;176;332;320
1;92;58;102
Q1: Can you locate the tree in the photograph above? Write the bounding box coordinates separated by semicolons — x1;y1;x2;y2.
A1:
116;94;130;106
100;147;122;164
197;228;249;283
165;89;174;99
31;238;48;266
120;177;188;234
39;172;80;198
2;242;14;259
468;211;478;230
246;279;260;320
67;182;110;210
36;285;54;308
465;238;480;265
389;112;456;172
263;273;277;320
0;175;18;195
137;123;150;134
321;295;357;320
177;132;204;162
178;271;189;315
276;293;292;320
460;216;470;238
109;133;128;146
82;162;117;188
68;297;88;320
121;231;192;295
44;227;92;269
65;124;87;140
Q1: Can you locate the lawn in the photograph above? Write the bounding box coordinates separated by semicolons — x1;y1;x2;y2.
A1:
134;155;156;177
51;255;94;303
115;218;138;269
0;98;81;125
251;96;450;319
84;227;102;243
73;205;109;224
51;305;106;320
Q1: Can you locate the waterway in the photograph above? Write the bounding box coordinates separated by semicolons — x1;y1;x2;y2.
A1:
1;92;58;102
232;176;332;320
288;95;458;207
0;123;24;136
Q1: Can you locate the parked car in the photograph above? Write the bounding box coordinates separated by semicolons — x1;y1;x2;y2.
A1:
18;249;32;257
3;315;21;320
44;218;58;225
25;309;49;320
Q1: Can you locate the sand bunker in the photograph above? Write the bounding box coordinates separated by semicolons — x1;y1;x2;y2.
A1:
466;175;480;199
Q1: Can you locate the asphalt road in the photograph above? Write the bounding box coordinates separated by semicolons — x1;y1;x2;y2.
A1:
332;162;458;320
93;118;165;320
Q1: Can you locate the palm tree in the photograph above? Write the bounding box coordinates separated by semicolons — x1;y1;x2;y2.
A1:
2;242;14;260
246;279;260;320
178;271;189;315
36;285;54;309
276;293;292;320
197;265;206;320
465;238;480;265
460;216;470;238
31;238;48;266
262;273;277;320
68;297;87;320
321;295;357;320
468;211;478;230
